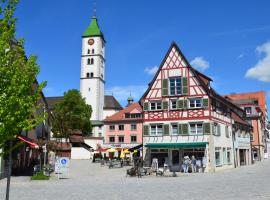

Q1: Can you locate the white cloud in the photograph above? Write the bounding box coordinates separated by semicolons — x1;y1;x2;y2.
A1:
245;41;270;82
144;66;158;75
238;54;244;59
106;85;147;105
190;57;210;70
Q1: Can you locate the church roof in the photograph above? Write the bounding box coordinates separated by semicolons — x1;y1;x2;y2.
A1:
83;17;103;38
104;95;123;110
46;96;64;111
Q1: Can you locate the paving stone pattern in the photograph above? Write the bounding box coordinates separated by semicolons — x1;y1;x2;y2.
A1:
1;159;270;200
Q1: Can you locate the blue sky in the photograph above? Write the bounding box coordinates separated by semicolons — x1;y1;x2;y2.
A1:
15;0;270;108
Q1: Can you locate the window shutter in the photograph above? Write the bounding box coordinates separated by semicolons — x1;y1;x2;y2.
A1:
203;98;209;109
182;123;189;135
162;101;168;110
163;124;169;135
177;99;184;109
178;124;182;135
182;77;188;95
143;102;149;111
217;124;221;136
162;79;168;96
203;123;211;135
143;125;149;136
183;99;188;109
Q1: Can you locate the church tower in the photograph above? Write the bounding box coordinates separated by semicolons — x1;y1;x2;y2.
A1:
80;14;105;128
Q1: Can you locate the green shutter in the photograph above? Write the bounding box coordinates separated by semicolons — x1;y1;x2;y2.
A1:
143;102;149;111
183;99;188;109
178;124;182;135
203;98;209;109
203;123;211;135
163;124;169;135
162;79;168;96
143;125;149;136
182;124;189;135
162;101;168;110
177;99;184;109
182;77;188;95
217;124;221;136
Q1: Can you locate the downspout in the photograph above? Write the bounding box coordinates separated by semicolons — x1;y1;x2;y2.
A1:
232;126;236;168
257;119;261;161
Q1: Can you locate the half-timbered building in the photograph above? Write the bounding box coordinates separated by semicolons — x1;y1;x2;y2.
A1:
140;42;252;172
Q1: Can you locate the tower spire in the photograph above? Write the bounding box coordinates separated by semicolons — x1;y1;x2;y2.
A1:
93;0;96;18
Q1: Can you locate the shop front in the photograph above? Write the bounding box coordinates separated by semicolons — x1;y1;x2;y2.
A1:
144;142;208;172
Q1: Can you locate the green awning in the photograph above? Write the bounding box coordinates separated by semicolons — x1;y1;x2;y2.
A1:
144;142;208;149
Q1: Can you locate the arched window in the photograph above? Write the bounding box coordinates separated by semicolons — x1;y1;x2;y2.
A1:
90;58;94;65
92;49;95;54
90;73;94;78
86;73;90;78
87;58;91;65
87;49;90;54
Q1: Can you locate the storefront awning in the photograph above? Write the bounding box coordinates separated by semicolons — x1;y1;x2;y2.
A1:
17;135;39;149
145;142;208;149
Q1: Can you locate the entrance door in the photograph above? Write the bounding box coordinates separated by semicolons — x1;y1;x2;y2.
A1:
239;149;246;166
172;150;180;171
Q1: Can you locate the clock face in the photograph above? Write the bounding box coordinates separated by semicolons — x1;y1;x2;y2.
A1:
88;39;94;45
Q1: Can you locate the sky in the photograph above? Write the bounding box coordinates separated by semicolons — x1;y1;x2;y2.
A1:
14;0;270;108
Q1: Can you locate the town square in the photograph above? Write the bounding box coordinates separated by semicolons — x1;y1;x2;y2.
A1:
0;0;270;200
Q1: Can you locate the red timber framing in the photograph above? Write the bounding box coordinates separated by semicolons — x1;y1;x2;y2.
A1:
140;42;212;122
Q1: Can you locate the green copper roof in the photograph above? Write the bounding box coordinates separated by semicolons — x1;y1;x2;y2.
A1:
127;95;134;101
83;17;102;37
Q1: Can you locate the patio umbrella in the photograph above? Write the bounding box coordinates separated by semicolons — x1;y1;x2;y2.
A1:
124;149;130;154
120;149;125;158
106;148;117;153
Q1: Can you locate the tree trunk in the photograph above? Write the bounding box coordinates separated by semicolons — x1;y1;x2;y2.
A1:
5;140;12;200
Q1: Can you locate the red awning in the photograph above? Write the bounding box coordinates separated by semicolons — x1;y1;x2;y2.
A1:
17;136;39;149
96;147;108;152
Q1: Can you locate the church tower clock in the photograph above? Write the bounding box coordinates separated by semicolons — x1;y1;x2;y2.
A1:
80;14;105;135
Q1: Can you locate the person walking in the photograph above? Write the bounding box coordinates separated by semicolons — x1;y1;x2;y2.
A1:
191;155;197;173
182;156;190;173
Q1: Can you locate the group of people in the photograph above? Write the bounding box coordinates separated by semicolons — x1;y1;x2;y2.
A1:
182;155;207;173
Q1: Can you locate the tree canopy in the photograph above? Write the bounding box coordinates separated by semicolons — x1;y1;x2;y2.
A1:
52;89;92;137
0;0;47;150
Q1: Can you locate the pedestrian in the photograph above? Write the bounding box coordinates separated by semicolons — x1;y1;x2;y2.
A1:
182;156;190;173
191;155;197;173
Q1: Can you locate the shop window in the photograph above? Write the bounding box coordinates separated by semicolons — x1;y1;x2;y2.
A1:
119;125;124;131
189;98;202;108
118;136;124;143
215;148;221;166
150;101;162;110
171;124;178;135
169;77;182;95
150;124;163;136
131;135;137;143
109;136;115;143
131;124;137;131
170;99;177;109
189;123;203;135
109;125;115;131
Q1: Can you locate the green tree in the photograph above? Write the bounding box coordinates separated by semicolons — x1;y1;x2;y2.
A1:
0;0;46;151
0;1;47;199
52;89;92;138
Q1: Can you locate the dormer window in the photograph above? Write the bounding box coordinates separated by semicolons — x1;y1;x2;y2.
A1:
169;77;182;95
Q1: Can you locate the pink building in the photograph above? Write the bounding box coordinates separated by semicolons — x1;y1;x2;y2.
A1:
103;102;143;149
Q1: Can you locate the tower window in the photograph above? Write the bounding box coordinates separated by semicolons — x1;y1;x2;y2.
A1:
87;49;90;54
90;73;94;78
87;58;90;65
86;73;90;78
92;49;95;54
90;58;94;65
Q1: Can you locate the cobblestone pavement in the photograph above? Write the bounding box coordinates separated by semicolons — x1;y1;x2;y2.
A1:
1;159;270;200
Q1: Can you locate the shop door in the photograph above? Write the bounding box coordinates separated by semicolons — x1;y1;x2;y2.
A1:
172;150;180;165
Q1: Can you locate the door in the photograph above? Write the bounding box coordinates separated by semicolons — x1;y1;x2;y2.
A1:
172;150;180;171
